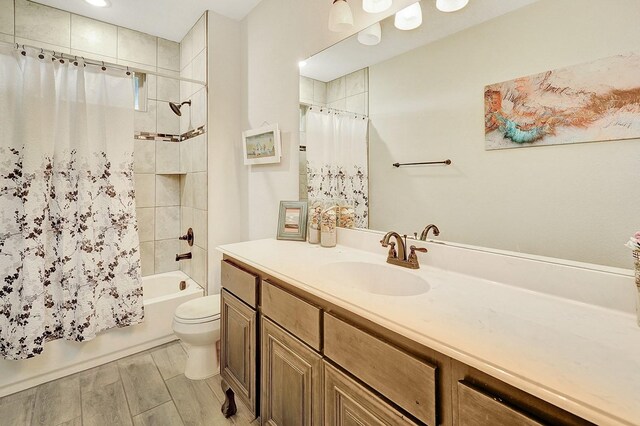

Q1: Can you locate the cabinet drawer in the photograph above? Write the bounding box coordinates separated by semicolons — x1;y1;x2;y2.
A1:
261;281;322;351
221;260;259;308
457;381;543;426
324;361;419;426
324;314;437;425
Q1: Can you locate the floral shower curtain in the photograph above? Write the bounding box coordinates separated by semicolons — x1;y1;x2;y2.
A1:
306;108;369;228
0;46;144;360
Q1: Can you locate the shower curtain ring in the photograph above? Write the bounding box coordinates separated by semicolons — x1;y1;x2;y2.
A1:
20;45;26;56
82;57;87;67
38;48;44;60
101;61;106;71
126;66;131;76
73;56;78;66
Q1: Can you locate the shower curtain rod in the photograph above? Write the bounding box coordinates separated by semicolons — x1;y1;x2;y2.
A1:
3;41;207;86
305;103;368;120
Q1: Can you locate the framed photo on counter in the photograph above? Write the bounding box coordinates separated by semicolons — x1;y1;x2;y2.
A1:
276;201;308;241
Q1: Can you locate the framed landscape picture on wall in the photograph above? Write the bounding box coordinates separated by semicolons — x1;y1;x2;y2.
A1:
242;123;282;165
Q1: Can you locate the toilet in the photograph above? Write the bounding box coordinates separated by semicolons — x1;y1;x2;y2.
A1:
172;294;221;380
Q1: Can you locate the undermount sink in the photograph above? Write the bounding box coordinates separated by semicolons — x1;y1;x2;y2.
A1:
320;261;430;296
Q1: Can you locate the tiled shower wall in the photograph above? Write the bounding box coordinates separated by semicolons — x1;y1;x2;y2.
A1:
178;14;209;290
0;1;209;285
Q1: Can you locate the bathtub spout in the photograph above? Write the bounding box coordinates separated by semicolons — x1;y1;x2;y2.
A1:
175;252;192;261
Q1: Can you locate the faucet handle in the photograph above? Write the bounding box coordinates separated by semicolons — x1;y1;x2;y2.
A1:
386;241;397;258
179;228;194;247
408;245;427;268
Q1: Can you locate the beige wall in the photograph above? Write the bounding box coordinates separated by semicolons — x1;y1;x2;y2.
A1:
368;0;640;268
241;0;416;240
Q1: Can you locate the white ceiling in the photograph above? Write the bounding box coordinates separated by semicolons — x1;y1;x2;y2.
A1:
32;0;263;41
302;0;539;82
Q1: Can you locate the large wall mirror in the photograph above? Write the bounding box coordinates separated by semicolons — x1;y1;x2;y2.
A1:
299;0;640;269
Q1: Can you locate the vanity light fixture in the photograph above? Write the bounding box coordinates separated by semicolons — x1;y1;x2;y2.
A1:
435;0;468;12
357;22;382;46
328;0;354;32
298;60;308;68
84;0;111;7
363;0;392;14
394;2;422;30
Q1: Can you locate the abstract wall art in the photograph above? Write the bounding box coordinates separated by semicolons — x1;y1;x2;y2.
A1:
484;53;640;150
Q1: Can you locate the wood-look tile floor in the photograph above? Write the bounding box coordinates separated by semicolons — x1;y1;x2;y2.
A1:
0;342;259;426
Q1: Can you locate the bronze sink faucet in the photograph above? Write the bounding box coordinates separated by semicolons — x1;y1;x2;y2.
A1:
419;224;440;241
380;231;427;269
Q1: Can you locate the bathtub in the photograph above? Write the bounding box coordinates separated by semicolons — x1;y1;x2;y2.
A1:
0;271;203;397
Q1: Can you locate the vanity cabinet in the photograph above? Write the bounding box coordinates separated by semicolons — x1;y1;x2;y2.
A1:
456;381;542;426
324;313;437;425
324;361;418;426
220;261;260;418
220;257;594;426
451;361;593;426
260;317;323;425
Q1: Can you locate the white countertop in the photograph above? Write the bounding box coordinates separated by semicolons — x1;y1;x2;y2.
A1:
218;238;640;426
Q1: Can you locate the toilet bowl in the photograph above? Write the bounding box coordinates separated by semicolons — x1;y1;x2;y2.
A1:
172;294;221;380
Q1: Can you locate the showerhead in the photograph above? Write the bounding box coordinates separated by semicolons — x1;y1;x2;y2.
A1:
169;100;191;116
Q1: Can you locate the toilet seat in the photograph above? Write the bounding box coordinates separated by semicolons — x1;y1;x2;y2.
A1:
174;294;221;324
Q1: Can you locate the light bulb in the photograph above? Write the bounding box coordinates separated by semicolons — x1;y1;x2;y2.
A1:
328;0;354;32
357;22;382;46
298;60;308;68
436;0;469;12
362;0;392;14
394;2;422;31
85;0;111;7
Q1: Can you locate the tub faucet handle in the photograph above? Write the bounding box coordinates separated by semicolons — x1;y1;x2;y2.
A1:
179;228;194;246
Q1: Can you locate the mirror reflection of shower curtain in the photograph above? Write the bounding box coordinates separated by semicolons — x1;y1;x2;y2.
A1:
0;46;143;360
306;109;369;228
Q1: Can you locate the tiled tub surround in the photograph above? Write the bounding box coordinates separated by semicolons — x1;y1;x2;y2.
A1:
0;271;203;397
218;229;640;426
134;131;208;285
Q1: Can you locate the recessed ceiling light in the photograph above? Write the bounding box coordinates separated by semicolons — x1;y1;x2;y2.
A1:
85;0;111;7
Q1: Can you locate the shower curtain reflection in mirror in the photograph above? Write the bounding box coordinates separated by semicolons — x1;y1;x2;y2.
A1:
0;46;143;360
306;109;369;228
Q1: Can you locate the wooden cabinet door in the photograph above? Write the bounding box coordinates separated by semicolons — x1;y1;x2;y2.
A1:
324;361;419;426
221;289;258;417
261;317;323;426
